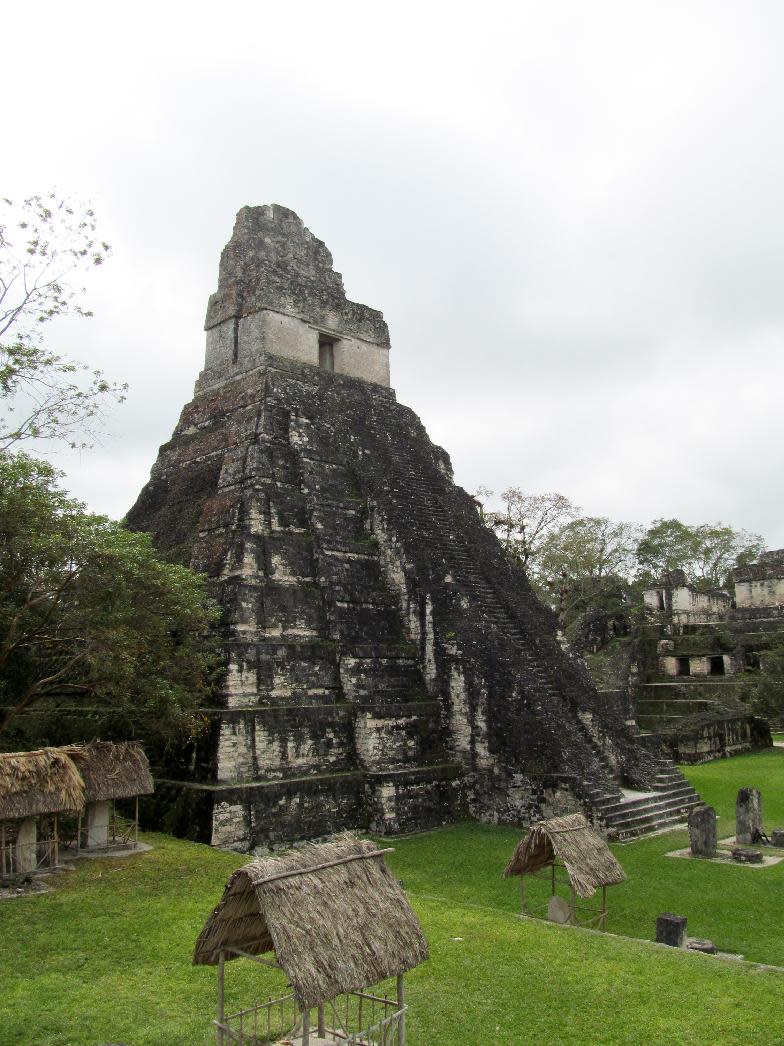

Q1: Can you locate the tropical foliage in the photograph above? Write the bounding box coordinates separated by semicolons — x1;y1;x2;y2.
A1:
0;453;219;741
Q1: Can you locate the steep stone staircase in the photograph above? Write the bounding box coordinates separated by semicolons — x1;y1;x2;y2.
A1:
360;398;702;837
372;430;625;789
587;760;701;840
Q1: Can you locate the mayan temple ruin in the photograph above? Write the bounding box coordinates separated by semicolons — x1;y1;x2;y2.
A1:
127;205;702;851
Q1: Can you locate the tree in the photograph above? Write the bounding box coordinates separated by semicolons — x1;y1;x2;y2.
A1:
744;641;784;723
477;487;579;576
636;519;764;590
0;453;219;740
536;516;641;630
0;192;126;450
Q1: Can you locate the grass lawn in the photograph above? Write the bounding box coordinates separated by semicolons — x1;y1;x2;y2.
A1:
1;749;783;1045
381;748;784;968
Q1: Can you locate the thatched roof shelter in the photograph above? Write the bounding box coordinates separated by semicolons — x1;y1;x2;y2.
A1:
0;748;85;820
504;813;626;899
194;835;428;1009
63;741;154;803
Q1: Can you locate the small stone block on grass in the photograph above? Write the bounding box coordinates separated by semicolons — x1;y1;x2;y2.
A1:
731;848;763;864
770;829;784;847
687;938;717;955
547;895;575;925
656;913;687;948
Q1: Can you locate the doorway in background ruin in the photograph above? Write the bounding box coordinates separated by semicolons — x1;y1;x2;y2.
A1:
709;655;725;676
318;336;335;372
676;657;691;677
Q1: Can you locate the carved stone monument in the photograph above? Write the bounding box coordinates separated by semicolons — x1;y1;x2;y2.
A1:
736;787;763;845
688;804;717;858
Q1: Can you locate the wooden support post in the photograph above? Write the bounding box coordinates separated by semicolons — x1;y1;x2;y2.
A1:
551;862;556;897
601;885;607;931
317;1002;325;1036
397;973;406;1046
53;813;59;868
1;823;5;876
302;1007;310;1046
217;950;225;1046
520;875;526;915
569;884;577;926
135;795;139;848
77;812;82;855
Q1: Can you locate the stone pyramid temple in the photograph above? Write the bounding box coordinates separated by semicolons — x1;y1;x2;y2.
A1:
128;205;700;851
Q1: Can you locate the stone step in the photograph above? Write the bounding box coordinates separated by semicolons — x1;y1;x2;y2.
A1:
652;773;689;786
318;538;380;557
613;812;694;841
593;790;698;824
602;794;701;830
355;700;441;718
596;786;699;817
364;762;463;784
345;689;432;706
340;643;419;660
607;810;688;836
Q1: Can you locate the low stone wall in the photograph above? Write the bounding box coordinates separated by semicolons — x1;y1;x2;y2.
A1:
642;713;772;764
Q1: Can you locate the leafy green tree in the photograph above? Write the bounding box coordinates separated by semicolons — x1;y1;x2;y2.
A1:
0;453;219;740
636;518;764;590
0;193;126;450
477;487;579;575
537;516;641;629
743;642;784;724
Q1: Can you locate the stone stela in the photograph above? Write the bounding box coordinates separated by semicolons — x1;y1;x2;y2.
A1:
688;805;717;858
736;787;763;845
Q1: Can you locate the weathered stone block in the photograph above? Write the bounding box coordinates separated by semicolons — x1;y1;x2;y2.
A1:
656;913;687;947
731;847;763;864
547;896;575;925
85;800;110;849
215;707;354;782
736;787;763;844
365;765;464;834
686;938;716;954
688;804;717;858
355;703;442;770
14;818;37;874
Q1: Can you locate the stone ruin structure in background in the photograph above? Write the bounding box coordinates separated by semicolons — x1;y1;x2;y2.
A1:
127;205;701;851
635;557;779;761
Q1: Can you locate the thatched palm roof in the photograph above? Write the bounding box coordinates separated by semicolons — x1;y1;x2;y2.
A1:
0;748;85;820
504;813;627;899
193;835;428;1009
63;741;154;802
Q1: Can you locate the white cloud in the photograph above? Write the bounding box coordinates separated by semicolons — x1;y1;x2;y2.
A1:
5;0;783;545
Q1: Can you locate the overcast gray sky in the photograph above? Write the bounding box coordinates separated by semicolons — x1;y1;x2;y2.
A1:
5;1;783;545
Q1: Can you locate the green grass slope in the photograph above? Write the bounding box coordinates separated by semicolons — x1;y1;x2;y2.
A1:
382;749;784;968
1;749;782;1045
